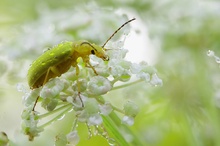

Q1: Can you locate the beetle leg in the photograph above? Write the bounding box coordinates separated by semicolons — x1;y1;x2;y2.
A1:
32;96;39;111
87;62;98;75
76;65;84;107
32;67;53;111
32;66;62;111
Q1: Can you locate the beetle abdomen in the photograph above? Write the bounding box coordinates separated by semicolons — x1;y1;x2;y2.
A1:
27;42;74;88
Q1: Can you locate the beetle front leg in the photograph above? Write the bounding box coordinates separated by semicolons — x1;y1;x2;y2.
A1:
87;62;98;75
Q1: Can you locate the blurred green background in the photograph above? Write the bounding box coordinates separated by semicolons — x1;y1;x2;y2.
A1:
1;0;220;146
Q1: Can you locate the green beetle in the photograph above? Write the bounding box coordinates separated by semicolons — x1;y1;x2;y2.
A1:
27;18;135;110
27;40;108;89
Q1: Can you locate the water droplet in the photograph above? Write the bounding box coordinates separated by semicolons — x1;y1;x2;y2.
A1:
86;123;93;139
101;131;108;138
57;114;65;121
207;50;214;57
108;138;117;146
68;108;73;113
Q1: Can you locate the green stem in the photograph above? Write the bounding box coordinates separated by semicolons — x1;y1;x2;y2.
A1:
39;105;72;129
112;79;143;91
102;111;145;146
112;105;124;114
71;118;78;131
39;103;72;118
96;96;125;114
102;113;129;146
98;96;144;146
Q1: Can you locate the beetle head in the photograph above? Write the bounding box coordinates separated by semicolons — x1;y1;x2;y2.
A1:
80;41;109;61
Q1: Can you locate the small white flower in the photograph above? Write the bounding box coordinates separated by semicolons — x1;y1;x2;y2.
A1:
150;73;163;86
88;113;103;125
66;130;80;145
137;72;150;82
76;110;89;123
99;102;112;116
122;116;134;126
87;76;112;95
40;78;65;99
124;101;139;117
130;63;142;74
23;88;41;106
21;110;43;141
107;49;128;60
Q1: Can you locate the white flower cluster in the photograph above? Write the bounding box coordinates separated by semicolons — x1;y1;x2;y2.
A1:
21;41;162;143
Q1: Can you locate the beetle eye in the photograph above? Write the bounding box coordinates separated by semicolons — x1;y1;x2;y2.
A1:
91;50;95;55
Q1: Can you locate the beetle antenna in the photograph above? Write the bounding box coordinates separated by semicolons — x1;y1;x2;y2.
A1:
102;18;136;48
